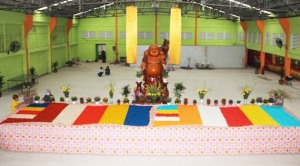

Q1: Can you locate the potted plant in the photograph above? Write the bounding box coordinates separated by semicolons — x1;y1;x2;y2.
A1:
173;82;186;104
183;98;188;105
162;69;169;82
71;96;78;103
30;66;35;75
52;61;58;73
206;98;211;105
228;99;233;105
268;98;274;106
193;99;197;105
123;97;129;104
94;96;101;104
221;98;226;106
60;97;65;102
278;68;285;85
136;70;143;82
0;72;4;98
256;97;263;105
237;100;241;105
166;97;172;105
263;98;268;105
19;86;37;104
79;97;84;104
103;97;108;103
86;97;92;103
34;96;40;103
214;99;218;105
267;89;292;106
121;84;131;101
250;98;255;104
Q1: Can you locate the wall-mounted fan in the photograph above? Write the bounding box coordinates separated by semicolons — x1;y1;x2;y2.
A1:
9;41;21;53
275;38;286;50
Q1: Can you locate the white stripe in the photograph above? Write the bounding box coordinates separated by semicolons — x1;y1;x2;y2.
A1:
10;114;36;119
52;104;86;124
155;116;180;121
197;106;228;127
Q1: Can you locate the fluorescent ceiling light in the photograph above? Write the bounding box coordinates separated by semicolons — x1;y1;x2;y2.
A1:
74;3;114;16
36;0;73;11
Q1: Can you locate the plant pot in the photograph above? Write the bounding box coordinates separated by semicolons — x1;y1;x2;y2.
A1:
274;97;284;106
278;79;285;85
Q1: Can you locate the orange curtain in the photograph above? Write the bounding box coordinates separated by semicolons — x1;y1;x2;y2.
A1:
169;7;181;65
126;6;137;64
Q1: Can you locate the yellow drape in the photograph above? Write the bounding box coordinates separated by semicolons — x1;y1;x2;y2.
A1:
126;6;137;64
169;7;181;65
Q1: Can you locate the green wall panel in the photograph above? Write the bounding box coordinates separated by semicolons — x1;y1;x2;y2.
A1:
289;17;300;60
30;50;49;75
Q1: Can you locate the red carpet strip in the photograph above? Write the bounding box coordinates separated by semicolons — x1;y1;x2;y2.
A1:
32;103;68;122
73;105;108;125
220;107;253;127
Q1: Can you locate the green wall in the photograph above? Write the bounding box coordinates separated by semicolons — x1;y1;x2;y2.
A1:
1;9;300;90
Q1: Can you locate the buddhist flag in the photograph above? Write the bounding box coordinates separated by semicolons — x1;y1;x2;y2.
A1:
126;6;137;64
169;7;181;65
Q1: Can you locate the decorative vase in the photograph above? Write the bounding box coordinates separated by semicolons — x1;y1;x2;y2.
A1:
72;101;76;104
95;101;99;104
274;97;284;106
65;98;69;103
24;96;34;104
109;99;113;104
269;103;273;106
34;100;39;103
243;99;247;105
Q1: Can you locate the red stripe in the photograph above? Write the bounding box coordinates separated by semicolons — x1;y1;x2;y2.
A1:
220;107;253;127
32;103;68;122
73;105;108;125
155;113;179;117
0;118;33;124
17;110;40;115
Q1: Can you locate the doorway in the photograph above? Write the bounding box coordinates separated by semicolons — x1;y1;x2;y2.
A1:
96;44;106;62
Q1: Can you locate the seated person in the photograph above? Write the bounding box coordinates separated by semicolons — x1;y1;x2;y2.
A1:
98;67;104;77
11;94;20;113
43;89;54;103
105;66;110;75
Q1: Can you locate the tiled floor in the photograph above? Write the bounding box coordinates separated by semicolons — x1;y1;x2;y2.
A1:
0;62;299;166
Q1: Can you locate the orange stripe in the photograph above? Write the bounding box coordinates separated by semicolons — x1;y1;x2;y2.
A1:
240;22;248;67
279;18;291;76
24;14;33;80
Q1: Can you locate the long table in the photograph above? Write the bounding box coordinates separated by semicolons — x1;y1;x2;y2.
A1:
7;74;38;90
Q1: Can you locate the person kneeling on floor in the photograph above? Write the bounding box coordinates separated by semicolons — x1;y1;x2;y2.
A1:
105;66;110;75
98;67;104;77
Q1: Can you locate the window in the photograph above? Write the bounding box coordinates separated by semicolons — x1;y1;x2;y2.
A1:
291;33;299;50
159;32;169;39
138;32;153;39
272;33;277;46
99;31;113;39
181;32;193;40
265;32;270;45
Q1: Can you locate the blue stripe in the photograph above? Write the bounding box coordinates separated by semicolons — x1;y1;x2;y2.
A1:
261;106;300;127
124;105;152;126
27;103;50;108
156;105;178;110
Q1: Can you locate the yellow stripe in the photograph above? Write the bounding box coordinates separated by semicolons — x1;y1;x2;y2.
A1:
240;105;279;126
156;110;178;114
154;105;202;126
99;104;129;124
21;107;44;111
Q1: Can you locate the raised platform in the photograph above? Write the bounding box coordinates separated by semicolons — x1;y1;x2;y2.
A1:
0;103;299;155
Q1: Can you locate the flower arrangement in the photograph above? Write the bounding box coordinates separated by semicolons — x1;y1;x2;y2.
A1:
250;98;255;104
60;97;65;102
267;89;292;100
94;96;101;102
214;99;218;105
206;98;211;105
121;85;131;98
19;86;37;97
80;97;84;104
34;96;40;101
145;82;164;104
221;98;226;105
228;99;233;105
173;82;186;103
71;96;78;101
60;84;71;98
86;97;92;103
240;85;252;99
197;83;209;100
103;97;108;103
108;81;115;99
